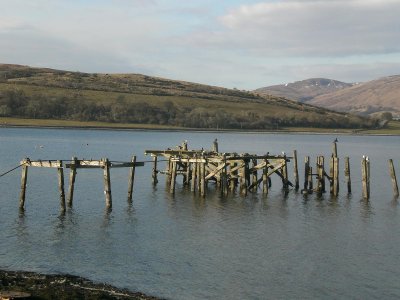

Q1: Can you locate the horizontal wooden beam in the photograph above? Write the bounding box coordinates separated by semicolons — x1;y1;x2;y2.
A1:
21;160;62;168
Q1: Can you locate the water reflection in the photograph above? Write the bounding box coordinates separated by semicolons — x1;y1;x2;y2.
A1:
2;129;400;299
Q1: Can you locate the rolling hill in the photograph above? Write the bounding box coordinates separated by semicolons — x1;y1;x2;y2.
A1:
0;64;376;130
256;76;400;118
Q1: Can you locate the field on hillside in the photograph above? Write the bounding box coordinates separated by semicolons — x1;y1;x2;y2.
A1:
0;64;377;130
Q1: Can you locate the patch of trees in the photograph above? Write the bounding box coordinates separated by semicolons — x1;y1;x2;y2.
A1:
0;89;378;129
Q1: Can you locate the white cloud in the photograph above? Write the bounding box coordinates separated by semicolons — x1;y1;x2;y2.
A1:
199;0;400;56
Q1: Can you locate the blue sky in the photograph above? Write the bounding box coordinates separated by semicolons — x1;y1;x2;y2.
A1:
1;0;400;89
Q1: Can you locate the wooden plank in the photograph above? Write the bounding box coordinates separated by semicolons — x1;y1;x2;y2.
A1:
205;162;227;180
23;160;62;168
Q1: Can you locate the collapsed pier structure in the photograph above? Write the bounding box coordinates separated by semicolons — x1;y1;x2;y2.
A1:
145;140;294;197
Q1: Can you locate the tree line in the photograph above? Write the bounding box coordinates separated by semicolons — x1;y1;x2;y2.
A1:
0;89;377;129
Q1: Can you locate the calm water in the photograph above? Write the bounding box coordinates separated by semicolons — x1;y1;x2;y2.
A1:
1;128;400;299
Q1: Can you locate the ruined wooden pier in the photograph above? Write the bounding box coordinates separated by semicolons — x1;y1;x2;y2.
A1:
16;139;400;212
18;157;144;211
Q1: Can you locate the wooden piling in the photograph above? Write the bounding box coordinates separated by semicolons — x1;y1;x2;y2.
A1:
127;155;137;202
316;156;325;194
230;162;237;192
304;156;310;191
240;163;247;196
282;155;289;191
19;160;28;210
213;139;218;152
200;160;206;197
388;159;399;197
103;158;112;209
361;156;370;199
329;156;334;194
251;158;258;192
344;157;351;194
67;157;77;207
262;159;269;195
308;166;313;193
57;160;66;211
170;160;177;194
152;155;158;185
333;157;339;196
332;142;338;158
293;150;299;190
191;157;197;192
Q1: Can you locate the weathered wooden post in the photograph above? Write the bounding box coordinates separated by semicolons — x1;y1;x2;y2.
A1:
332;141;338;158
308;166;313;193
166;157;172;184
262;159;269;195
316;156;325;194
127;155;137;202
388;159;399;198
333;157;339;196
251;158;258;192
304;156;310;192
361;156;370;199
200;157;206;197
221;154;228;195
344;157;352;194
240;162;247;196
170;160;177;194
152;155;158;185
282;154;289;192
103;158;112;209
67;156;77;207
293;150;299;190
57;160;66;211
19;159;29;210
191;156;197;193
185;162;191;186
230;162;237;192
212;139;218;152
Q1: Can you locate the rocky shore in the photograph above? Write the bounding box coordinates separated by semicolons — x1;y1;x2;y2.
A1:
0;270;162;300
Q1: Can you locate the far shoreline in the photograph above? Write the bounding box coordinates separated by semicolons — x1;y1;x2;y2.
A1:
1;117;399;136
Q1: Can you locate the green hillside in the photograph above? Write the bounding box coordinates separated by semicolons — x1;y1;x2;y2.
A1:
0;64;377;130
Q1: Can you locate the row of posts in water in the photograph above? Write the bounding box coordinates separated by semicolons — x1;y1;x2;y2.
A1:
17;141;399;211
145;141;376;199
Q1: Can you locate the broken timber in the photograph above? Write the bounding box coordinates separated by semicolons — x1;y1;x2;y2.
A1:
18;157;143;211
145;141;293;197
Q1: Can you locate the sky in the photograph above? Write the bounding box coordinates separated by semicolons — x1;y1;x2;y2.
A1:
1;0;400;90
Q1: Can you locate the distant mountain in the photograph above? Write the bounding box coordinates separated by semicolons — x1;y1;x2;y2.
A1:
255;78;353;103
309;76;400;117
256;76;400;117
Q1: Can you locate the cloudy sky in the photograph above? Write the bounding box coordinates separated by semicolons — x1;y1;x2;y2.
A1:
1;0;399;89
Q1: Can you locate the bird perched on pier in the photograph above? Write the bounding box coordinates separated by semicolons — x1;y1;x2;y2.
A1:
334;138;338;143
